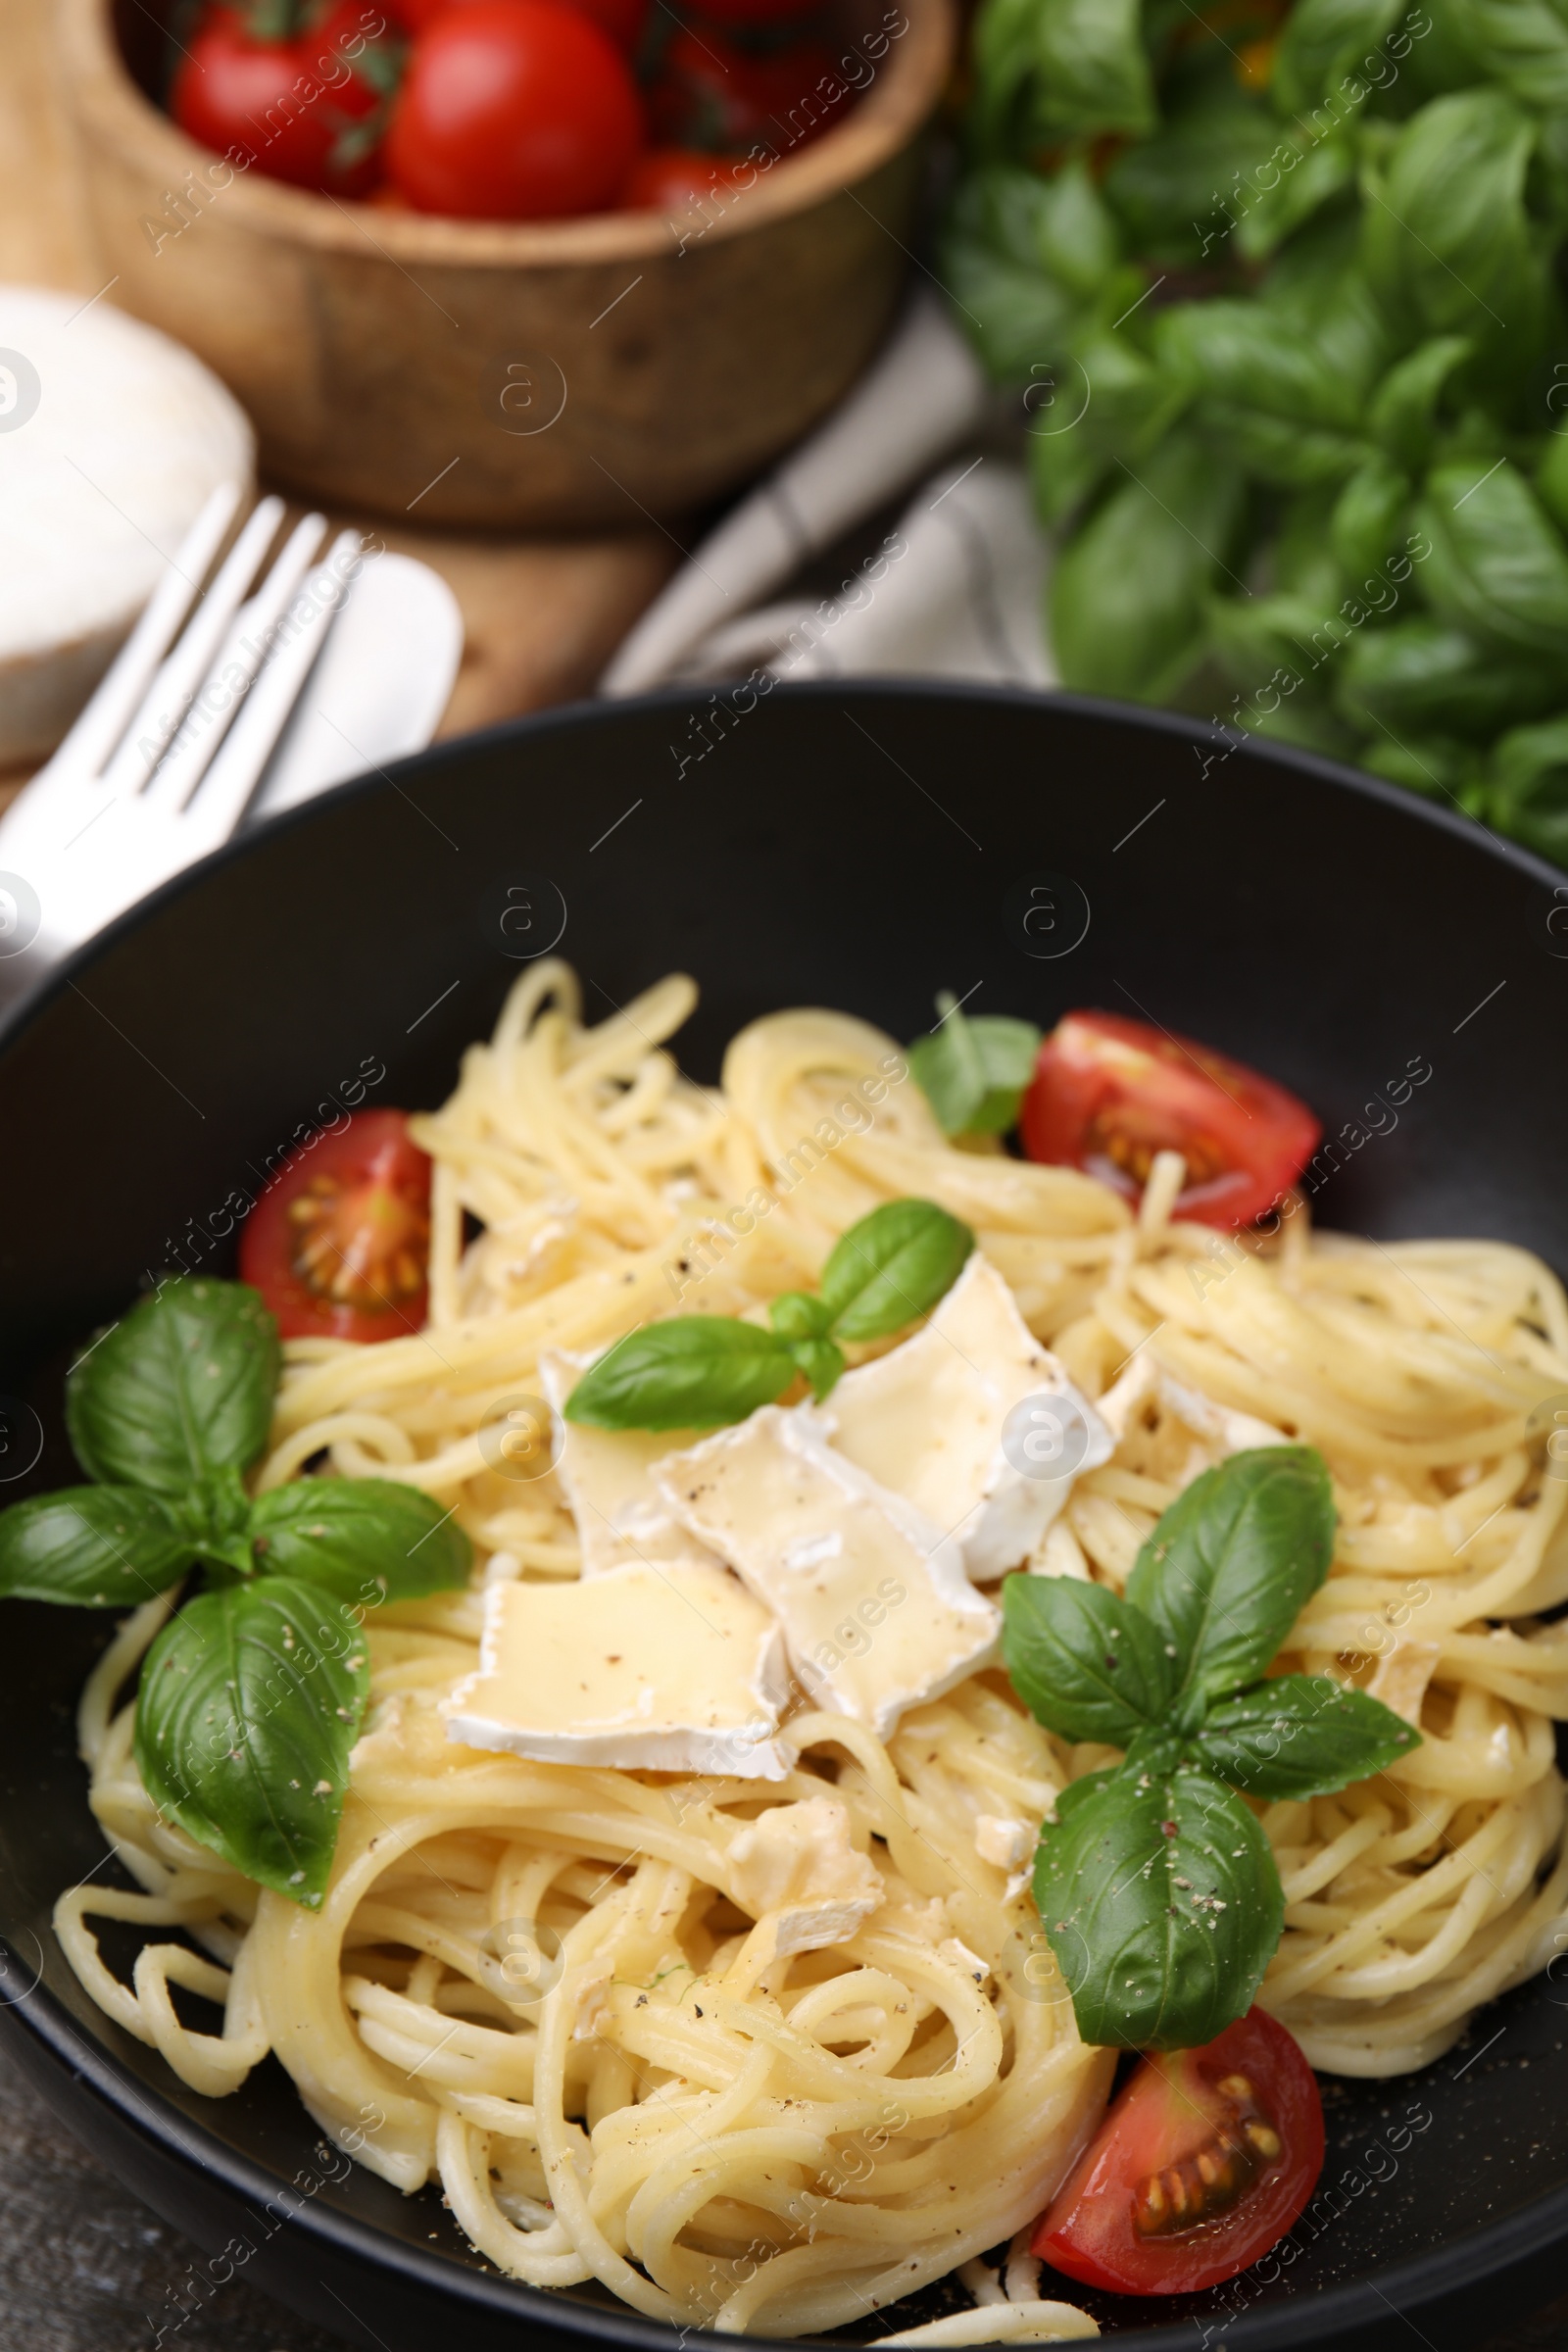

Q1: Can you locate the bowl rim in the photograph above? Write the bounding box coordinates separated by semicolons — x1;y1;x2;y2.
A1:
3;679;1567;2351
58;0;956;266
5;678;1561;1066
11;1947;1568;2352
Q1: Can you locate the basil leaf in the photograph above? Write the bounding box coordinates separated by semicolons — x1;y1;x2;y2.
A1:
942;177;1088;381
68;1278;280;1497
1104;95;1283;266
1484;710;1568;863
0;1488;194;1606
177;1465;257;1578
1052;1764;1120;1823
1361;731;1486;800
907;997;1042;1138
1417;459;1568;658
1272;0;1399;112
988;0;1155;145
134;1575;368;1905
1367;337;1472;470
1051;429;1248;702
1127;1446;1337;1727
788;1337;848;1404
1459;0;1568;112
1003;1574;1177;1746
1361;91;1545;357
1157;298;1379;473
1028;325;1187;527
249;1478;471;1606
1205;589;1333;695
1032;1757;1283;2049
1537;426;1568;538
564;1319;795;1432
770;1292;832;1343
1198;1672;1420;1798
969;0;1050;156
817;1200;974;1343
1233;131;1356;266
1336;615;1565;740
1330;456;1411;587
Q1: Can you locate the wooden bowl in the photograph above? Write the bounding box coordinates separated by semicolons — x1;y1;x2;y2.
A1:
54;0;955;529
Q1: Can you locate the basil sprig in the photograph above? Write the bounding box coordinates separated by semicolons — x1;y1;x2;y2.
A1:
1004;1446;1419;2050
906;993;1042;1139
0;1278;469;1905
565;1199;973;1431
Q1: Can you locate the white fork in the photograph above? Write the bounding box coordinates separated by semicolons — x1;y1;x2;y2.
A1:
0;484;369;1006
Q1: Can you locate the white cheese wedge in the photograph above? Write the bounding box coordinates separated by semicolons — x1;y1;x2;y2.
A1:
820;1252;1112;1580
1098;1355;1286;1460
444;1559;791;1777
726;1795;883;1955
0;286;253;763
653;1408;1000;1737
974;1814;1035;1873
539;1350;719;1577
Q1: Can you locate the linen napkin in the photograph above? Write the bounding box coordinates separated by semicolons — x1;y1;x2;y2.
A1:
600;294;1054;697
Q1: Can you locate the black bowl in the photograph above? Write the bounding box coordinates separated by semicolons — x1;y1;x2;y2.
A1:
3;683;1568;2352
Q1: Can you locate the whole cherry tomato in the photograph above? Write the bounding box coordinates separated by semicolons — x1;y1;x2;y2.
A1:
378;0;452;26
385;0;644;217
171;1;396;195
566;0;650;50
622;144;758;210
683;0;824;24
647;26;847;154
382;0;648;44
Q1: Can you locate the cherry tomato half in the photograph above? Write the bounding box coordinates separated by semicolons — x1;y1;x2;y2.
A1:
172;2;394;195
647;27;845;153
238;1109;432;1343
1035;2008;1324;2296
1019;1010;1320;1229
384;0;644;219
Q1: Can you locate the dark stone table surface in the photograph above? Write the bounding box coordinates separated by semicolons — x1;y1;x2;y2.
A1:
2;2034;1565;2352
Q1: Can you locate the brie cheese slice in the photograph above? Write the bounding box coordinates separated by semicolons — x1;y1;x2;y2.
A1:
444;1559;790;1777
726;1795;883;1955
653;1408;999;1737
1098;1355;1286;1460
821;1252;1112;1579
540;1350;720;1576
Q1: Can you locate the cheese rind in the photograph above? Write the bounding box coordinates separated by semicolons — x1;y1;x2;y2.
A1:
653;1407;999;1737
539;1350;719;1576
822;1252;1112;1579
444;1560;791;1777
1097;1355;1286;1460
974;1814;1036;1872
726;1795;884;1955
0;286;254;762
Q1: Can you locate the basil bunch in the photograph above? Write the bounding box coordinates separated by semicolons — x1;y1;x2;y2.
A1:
947;0;1568;866
906;993;1042;1140
0;1279;469;1904
565;1199;973;1431
1004;1446;1418;2049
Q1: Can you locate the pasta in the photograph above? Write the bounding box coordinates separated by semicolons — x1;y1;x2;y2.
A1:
56;963;1568;2332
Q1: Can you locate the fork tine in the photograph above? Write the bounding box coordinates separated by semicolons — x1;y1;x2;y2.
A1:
45;480;243;782
188;530;364;847
141;511;329;815
101;495;287;795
